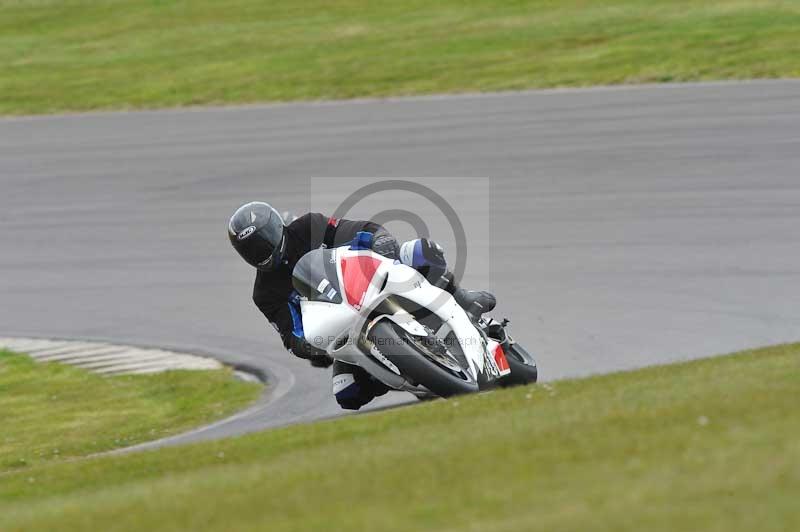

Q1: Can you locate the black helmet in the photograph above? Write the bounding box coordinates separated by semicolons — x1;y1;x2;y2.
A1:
228;202;286;271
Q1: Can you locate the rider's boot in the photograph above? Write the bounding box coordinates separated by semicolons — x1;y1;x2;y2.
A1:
400;238;496;320
453;286;496;320
432;270;496;320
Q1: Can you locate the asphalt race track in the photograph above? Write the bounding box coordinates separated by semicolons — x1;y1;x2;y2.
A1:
2;80;799;446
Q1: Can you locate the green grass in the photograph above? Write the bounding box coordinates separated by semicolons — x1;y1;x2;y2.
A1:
1;0;799;115
0;349;261;471
0;344;797;531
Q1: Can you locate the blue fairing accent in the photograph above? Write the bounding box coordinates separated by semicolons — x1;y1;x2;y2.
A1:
350;231;374;250
287;290;304;338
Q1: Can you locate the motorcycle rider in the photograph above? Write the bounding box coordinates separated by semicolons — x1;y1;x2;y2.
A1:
228;201;495;410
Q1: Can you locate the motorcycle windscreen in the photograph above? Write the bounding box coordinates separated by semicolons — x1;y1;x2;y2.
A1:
292;248;343;304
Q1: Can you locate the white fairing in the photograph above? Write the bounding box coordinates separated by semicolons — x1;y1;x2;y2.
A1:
378;265;488;378
300;300;358;351
298;246;497;387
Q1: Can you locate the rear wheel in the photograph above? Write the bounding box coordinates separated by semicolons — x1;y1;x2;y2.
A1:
368;320;479;397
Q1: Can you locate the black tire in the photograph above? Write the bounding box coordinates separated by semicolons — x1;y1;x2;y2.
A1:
500;342;538;387
368;320;479;397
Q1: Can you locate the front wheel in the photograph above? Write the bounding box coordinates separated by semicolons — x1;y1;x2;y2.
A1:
500;342;538;387
368;320;479;398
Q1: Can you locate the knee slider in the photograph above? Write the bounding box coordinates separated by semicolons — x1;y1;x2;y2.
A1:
333;373;368;410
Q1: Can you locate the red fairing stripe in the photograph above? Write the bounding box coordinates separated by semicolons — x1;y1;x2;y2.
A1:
341;255;382;309
494;344;511;374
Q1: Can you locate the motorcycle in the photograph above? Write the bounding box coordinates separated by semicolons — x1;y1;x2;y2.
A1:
289;232;538;400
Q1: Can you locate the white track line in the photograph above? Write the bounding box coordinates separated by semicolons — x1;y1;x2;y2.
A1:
0;337;223;375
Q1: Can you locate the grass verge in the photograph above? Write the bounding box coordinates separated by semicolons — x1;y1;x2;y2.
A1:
1;0;799;115
0;344;797;531
0;349;261;471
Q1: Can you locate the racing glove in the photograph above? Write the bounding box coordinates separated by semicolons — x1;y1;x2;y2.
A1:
399;238;447;282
